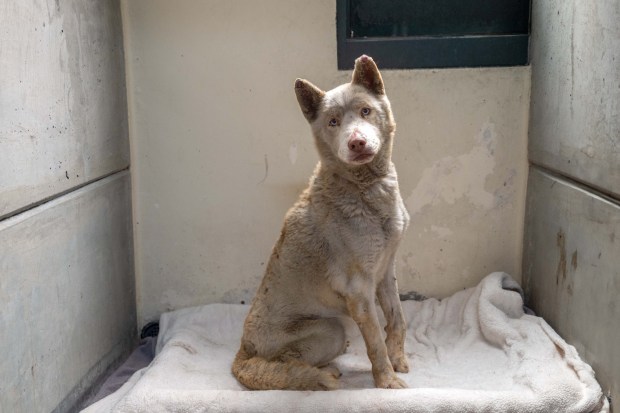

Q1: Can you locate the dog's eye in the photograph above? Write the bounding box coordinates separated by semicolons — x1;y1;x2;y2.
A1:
361;107;371;117
328;118;338;127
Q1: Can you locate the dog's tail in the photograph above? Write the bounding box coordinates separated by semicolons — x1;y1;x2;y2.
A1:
232;344;339;390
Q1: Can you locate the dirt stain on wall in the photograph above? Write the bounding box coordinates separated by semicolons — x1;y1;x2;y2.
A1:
556;229;567;285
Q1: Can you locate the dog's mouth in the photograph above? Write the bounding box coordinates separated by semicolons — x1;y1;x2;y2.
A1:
350;152;375;164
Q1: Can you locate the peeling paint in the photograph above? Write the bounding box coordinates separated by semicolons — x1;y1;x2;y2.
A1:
430;225;453;238
400;252;418;281
257;154;269;185
581;146;595;158
289;143;298;165
406;122;497;216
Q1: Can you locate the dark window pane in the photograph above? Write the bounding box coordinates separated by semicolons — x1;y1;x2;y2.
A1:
337;0;531;69
349;0;530;38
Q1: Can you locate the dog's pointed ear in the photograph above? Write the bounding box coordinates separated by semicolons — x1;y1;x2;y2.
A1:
352;55;385;95
295;78;325;122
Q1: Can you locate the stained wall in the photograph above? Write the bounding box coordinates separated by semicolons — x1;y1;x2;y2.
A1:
523;0;620;403
121;0;530;325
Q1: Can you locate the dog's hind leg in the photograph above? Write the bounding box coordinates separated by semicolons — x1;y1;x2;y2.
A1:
275;317;347;368
233;317;346;390
376;254;409;373
239;317;345;390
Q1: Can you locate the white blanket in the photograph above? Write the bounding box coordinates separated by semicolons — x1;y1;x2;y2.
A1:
83;272;608;413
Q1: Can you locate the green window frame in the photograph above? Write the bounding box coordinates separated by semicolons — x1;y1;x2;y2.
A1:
337;0;530;69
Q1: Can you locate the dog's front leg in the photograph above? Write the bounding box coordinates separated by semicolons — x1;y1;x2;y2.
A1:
376;254;409;373
345;294;407;389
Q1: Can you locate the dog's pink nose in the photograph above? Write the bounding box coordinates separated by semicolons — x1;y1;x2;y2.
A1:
348;134;367;153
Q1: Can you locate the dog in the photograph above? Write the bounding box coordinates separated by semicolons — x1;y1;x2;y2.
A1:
232;55;410;390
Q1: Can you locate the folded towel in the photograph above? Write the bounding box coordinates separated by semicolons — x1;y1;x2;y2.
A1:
83;272;608;413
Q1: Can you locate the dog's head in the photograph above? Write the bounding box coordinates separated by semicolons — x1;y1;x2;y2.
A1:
294;55;395;172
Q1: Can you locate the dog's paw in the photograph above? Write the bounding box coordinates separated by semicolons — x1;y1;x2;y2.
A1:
316;370;340;390
390;354;409;373
320;364;342;379
375;373;408;389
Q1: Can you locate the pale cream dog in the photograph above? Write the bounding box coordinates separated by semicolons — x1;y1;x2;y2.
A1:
232;55;410;390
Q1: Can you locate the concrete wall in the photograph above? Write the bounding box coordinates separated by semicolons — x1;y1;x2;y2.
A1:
0;0;130;219
523;169;619;404
524;0;620;404
0;1;135;412
121;0;531;325
528;0;620;198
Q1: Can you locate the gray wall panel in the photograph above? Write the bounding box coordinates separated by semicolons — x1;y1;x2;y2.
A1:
0;0;129;218
528;0;620;197
523;167;619;403
0;172;135;413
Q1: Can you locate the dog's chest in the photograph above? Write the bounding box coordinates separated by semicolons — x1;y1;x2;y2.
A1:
335;179;408;254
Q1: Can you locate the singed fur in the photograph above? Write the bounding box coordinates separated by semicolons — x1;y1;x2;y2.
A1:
232;55;410;390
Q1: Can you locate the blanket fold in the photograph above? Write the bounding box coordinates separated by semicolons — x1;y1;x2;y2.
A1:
83;272;608;413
